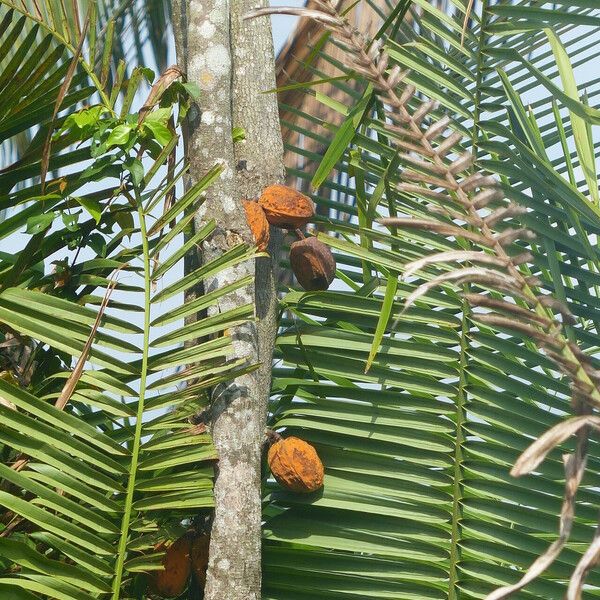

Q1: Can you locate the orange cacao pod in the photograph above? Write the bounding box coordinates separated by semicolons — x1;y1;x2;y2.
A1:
258;184;315;229
289;237;336;291
242;200;270;251
191;534;210;587
148;535;192;598
268;436;324;493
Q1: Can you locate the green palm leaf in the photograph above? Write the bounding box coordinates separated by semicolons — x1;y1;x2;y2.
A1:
0;4;252;596
0;158;253;597
251;1;600;598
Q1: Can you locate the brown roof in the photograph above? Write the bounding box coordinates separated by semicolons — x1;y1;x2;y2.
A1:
275;1;388;188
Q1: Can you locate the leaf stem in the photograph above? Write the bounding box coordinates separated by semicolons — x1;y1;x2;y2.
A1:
112;195;152;597
471;0;490;158
448;296;469;599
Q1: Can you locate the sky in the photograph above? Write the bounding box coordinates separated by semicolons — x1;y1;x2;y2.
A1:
270;0;305;54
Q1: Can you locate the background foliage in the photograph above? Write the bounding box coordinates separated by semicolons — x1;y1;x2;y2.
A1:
2;0;600;599
261;1;600;599
0;2;253;597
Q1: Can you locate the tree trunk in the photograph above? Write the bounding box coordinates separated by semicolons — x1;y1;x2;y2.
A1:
172;2;284;599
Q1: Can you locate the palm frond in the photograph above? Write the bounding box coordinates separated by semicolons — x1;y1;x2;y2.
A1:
0;5;253;596
250;1;600;598
0;152;256;596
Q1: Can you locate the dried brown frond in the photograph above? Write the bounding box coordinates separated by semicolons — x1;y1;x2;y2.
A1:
512;415;598;477
474;314;563;350
464;294;553;327
487;438;589;600
484;204;528;226
404;268;523;312
567;520;600;599
377;218;490;246
405;251;509;279
395;184;453;203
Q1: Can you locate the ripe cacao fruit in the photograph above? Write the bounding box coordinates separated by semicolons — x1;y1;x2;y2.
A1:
191;534;210;587
268;436;324;493
289;237;336;291
258;184;315;229
242;200;270;251
148;535;192;598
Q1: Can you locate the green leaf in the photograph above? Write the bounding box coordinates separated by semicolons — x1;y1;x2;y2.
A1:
26;213;54;234
125;158;145;186
232;126;246;142
144;120;173;145
61;211;80;232
106;123;134;148
147;163;223;236
0;539;111;593
364;275;398;373
544;28;598;204
183;81;201;99
0;492;114;556
311;85;374;189
0;575;96;600
145;107;172;124
74;197;102;223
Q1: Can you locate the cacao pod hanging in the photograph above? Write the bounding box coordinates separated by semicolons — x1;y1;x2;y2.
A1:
289;237;336;291
148;535;192;598
191;534;210;588
268;436;324;493
258;184;315;229
242;199;270;252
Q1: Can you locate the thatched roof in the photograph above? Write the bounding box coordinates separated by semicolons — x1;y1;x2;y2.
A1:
275;1;387;186
275;1;333;119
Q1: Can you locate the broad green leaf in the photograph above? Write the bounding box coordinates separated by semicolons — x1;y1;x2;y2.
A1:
26;212;54;234
74;196;102;223
106;123;133;148
544;28;599;203
364;275;398;373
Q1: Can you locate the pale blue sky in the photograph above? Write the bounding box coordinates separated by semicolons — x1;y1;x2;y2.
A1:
271;0;304;54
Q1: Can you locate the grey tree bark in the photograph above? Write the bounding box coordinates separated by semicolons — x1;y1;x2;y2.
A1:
172;1;284;599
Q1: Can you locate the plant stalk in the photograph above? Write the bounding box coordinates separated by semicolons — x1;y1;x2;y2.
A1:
112;199;152;598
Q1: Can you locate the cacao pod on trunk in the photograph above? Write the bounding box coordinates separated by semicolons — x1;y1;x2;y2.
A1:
148;535;192;598
268;436;324;493
242;199;270;251
259;184;315;229
191;534;210;588
290;237;336;291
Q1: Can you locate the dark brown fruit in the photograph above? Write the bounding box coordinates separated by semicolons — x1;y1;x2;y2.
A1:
258;184;315;229
148;535;192;598
242;200;270;251
289;237;336;291
268;436;324;493
191;534;210;588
